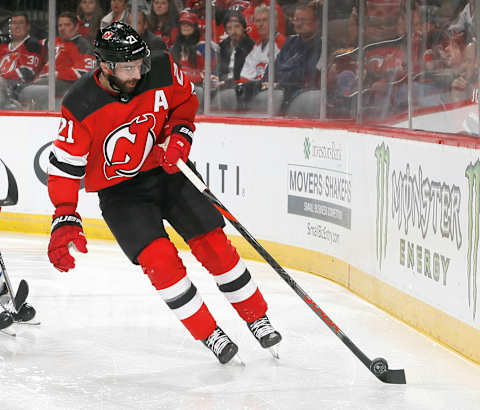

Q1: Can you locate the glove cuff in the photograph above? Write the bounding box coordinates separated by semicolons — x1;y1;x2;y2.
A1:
51;212;82;233
171;124;193;144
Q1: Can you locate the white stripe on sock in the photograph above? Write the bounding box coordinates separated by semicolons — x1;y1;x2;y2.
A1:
214;259;246;285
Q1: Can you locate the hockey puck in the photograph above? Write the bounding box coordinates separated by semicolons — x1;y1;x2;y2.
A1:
370;357;388;375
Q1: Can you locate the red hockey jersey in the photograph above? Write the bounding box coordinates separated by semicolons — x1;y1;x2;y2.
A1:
40;35;95;82
0;36;46;83
47;52;199;200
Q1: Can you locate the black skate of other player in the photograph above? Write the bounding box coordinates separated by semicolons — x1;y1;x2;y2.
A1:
0;158;37;333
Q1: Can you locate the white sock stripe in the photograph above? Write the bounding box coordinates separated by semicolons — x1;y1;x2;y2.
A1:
214;259;247;286
222;281;257;304
170;293;203;320
157;276;192;301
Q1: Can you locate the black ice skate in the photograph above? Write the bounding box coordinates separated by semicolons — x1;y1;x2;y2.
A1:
0;310;13;330
13;303;36;323
202;327;239;364
247;315;282;358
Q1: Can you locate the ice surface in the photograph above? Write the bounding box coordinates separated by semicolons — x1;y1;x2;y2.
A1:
1;232;480;410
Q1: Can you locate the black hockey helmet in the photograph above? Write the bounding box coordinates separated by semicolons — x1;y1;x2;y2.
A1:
94;22;151;74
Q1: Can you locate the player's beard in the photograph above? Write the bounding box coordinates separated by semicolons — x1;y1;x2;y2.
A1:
107;73;139;94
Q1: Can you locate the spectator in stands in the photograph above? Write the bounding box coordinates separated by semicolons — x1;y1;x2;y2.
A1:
450;38;477;102
240;0;286;42
236;5;285;105
146;0;179;49
217;9;254;87
185;0;226;43
170;9;215;85
0;12;45;106
77;0;104;44
448;0;474;44
101;0;129;29
240;5;285;82
127;8;167;56
268;1;323;110
348;0;403;45
422;30;473;103
19;12;95;110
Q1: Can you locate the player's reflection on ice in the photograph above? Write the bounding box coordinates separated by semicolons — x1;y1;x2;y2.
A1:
0;232;480;410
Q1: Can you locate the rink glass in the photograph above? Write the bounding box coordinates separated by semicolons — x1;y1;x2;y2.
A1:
0;0;479;136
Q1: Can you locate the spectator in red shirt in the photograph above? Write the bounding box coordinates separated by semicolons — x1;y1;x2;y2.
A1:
77;0;104;44
0;11;46;104
170;10;216;85
146;0;179;49
19;12;95;110
185;0;226;43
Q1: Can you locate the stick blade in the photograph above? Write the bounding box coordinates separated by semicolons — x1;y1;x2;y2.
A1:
0;159;18;206
14;279;29;311
376;368;406;384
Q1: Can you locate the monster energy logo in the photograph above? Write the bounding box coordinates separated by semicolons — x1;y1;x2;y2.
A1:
304;137;311;160
465;160;480;319
375;143;389;269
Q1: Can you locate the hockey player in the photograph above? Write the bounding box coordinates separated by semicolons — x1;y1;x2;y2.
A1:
0;159;37;332
46;22;281;364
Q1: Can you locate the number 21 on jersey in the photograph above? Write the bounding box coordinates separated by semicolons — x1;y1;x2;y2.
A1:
57;118;74;143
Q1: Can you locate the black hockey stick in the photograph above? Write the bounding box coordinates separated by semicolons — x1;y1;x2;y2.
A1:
178;159;406;384
0;252;29;312
0;159;18;207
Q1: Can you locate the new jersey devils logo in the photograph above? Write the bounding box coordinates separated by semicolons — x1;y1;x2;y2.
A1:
0;53;18;75
102;31;114;40
103;113;156;180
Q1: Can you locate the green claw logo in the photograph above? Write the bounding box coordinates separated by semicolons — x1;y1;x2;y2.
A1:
304;137;311;160
465;160;480;319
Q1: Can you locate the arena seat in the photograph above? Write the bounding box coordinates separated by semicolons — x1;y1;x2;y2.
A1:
210;88;238;112
285;90;321;118
246;89;283;115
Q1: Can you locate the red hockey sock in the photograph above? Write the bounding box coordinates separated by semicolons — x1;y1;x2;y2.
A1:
138;238;216;340
189;228;267;322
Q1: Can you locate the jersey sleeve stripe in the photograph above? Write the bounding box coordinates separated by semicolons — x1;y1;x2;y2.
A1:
50;144;88;166
48;151;86;179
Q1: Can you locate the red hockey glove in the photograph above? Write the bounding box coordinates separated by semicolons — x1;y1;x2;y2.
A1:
48;206;88;272
157;126;193;174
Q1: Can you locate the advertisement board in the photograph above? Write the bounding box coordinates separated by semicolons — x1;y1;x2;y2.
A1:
1;114;480;333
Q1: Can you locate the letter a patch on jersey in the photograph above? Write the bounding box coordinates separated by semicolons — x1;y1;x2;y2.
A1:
103;113;156;180
154;90;168;112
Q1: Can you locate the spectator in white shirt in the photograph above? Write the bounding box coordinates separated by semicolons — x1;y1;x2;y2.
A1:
239;5;286;82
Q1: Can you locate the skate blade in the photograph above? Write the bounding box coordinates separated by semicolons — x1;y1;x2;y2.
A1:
16;320;41;326
0;328;16;337
268;345;280;360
